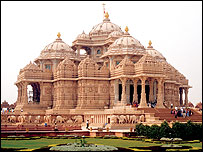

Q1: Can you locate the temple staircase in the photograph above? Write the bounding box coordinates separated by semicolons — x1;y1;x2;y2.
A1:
138;108;202;123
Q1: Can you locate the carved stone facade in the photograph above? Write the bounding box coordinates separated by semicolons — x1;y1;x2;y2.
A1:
13;12;192;127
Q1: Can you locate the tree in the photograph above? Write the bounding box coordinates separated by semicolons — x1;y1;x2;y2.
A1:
135;123;145;136
148;125;160;139
172;122;186;139
159;121;173;138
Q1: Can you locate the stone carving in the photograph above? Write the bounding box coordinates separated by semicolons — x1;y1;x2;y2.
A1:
56;115;65;123
110;115;118;124
118;115;126;124
44;115;52;123
7;116;16;123
140;115;145;122
130;115;137;124
66;119;73;124
28;115;32;123
72;115;83;123
18;115;26;123
35;115;41;123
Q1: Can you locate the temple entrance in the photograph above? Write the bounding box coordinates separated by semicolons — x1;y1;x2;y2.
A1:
137;85;141;104
130;84;134;104
27;82;40;103
119;83;122;101
145;80;150;103
145;85;149;103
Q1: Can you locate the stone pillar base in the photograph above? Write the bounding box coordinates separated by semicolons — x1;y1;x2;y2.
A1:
139;102;148;108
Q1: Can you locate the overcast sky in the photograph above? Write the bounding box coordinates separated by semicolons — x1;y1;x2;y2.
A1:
1;1;202;105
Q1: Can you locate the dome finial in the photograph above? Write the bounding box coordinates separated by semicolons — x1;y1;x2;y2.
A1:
105;12;109;18
149;40;152;46
125;26;129;33
57;32;61;38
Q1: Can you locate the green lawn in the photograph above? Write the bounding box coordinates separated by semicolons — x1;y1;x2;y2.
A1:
1;138;202;150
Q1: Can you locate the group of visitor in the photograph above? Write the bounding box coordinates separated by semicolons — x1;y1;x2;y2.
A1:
131;100;157;108
132;102;139;107
147;101;157;108
171;107;193;118
1;108;14;114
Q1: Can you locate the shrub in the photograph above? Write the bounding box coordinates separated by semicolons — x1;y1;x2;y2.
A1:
135;121;202;141
148;125;160;139
159;121;172;138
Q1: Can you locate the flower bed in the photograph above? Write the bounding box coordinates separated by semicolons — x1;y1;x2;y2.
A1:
49;143;118;151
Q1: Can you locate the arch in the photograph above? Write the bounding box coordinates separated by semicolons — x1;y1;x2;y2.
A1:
80;49;86;55
126;79;134;105
27;82;40;103
118;79;122;101
145;79;150;104
97;49;101;54
137;79;142;104
152;79;158;107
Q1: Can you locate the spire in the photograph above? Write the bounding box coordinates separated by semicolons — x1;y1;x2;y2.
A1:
57;32;61;38
102;3;106;17
125;26;129;33
149;40;152;46
148;40;153;48
105;12;109;19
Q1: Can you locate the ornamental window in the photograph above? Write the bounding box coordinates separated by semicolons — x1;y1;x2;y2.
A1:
97;49;101;54
45;64;51;70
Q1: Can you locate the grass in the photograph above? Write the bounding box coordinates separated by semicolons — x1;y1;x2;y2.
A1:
1;138;202;150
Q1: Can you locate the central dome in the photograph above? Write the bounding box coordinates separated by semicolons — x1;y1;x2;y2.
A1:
89;12;123;38
101;27;145;58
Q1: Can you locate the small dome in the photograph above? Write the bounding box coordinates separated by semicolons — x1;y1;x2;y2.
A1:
35;33;75;60
20;61;41;73
42;38;73;52
137;53;158;64
56;56;77;78
76;31;90;40
146;41;166;61
101;27;145;58
89;12;122;38
108;31;123;38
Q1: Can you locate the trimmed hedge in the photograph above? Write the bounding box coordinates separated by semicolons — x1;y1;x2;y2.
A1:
135;120;202;141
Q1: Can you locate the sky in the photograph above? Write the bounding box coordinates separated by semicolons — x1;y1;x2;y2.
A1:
1;1;202;105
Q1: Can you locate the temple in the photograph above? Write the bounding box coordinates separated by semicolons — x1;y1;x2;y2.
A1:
12;11;195;128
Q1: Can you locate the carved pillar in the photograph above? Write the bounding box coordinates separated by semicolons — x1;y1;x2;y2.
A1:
121;78;127;105
109;56;115;70
114;80;119;103
149;79;154;102
133;78;138;103
184;88;188;107
179;88;183;106
77;46;81;57
139;77;148;108
16;84;20;104
23;82;28;104
126;80;130;104
156;78;165;108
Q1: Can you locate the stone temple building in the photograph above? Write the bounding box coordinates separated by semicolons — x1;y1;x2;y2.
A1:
13;12;192;127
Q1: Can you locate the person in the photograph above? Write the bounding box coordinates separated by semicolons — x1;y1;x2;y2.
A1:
175;110;178;118
86;120;89;129
183;109;186;118
54;122;58;131
171;109;173;114
171;104;173;109
187;109;190;117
